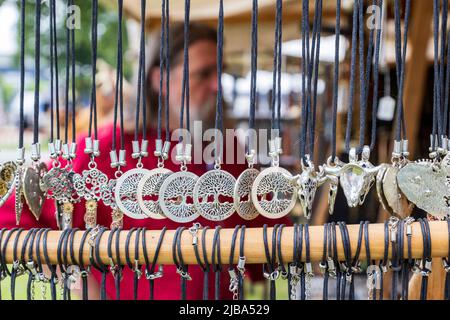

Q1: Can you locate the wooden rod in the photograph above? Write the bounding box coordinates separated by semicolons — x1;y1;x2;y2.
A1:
2;221;449;266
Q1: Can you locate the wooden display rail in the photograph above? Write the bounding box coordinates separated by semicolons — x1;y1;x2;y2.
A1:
1;221;449;266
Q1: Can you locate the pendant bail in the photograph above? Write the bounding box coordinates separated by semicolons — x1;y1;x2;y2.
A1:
131;140;140;159
118;149;127;167
140;139;149;157
30;143;41;162
16;147;25;165
93;140;100;157
175;143;184;162
349;147;357;163
154;139;163;157
62;143;70;160
392;140;402;158
401;139;409;157
69;142;77;159
54;139;62;156
84;137;93;154
109;150;119;168
49;142;57;159
162;141;171;160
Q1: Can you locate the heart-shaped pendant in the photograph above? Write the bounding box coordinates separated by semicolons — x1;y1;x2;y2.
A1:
0;161;17;207
397;160;450;218
23;162;48;220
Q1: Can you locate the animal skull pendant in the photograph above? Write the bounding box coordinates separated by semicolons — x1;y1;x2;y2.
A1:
339;147;380;208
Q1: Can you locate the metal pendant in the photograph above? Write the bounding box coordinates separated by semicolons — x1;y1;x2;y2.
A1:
158;171;200;223
339;147;379;208
293;169;320;220
100;178;124;228
22;163;48;220
115;168;151;220
110;208;124;229
397;159;450;218
56;201;74;230
14;166;25;225
377;164;413;218
136;167;172;220
0;161;17;207
72;165;108;202
193;168;236;221
234;168;260;221
251;167;297;219
41;167;75;203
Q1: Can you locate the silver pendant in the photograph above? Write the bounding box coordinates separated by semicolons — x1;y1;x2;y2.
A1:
100;178;124;228
22;163;48;220
234;168;260;221
193;168;236;221
136;167;172;220
251;167;297;219
56;201;74;230
338;147;380;207
72;166;108;202
397;159;450;218
159;171;200;223
377;164;413;218
115;168;152;220
41;167;76;203
0;161;17;207
14;166;24;225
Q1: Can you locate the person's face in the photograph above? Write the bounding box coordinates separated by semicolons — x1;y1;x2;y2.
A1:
166;40;218;128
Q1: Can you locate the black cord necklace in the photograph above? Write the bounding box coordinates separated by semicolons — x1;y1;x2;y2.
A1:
158;0;201;224
234;0;260;222
136;0;173;221
143;227;166;300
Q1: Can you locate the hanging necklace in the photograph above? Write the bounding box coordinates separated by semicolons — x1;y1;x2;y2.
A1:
193;0;236;222
9;0;27;222
137;0;171;220
114;0;152;220
22;0;48;221
40;0;79;230
233;0;260;221
398;0;450;218
251;0;296;219
72;0;109;228
325;0;382;208
159;0;200;223
291;0;337;220
376;0;413;218
105;0;127;227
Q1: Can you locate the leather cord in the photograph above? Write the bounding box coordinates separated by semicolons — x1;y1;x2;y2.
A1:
212;226;223;300
143;226;166;300
11;228;25;300
263;224;279;300
42;228;57;300
78;228;92;301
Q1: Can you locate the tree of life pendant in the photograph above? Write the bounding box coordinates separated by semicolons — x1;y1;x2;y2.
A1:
100;178;124;229
136;167;172;220
115;167;152;220
194;167;236;221
234;168;260;220
158;170;200;223
251;166;297;219
0;161;17;208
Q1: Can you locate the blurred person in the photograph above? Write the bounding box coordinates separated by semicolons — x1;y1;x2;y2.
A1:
0;22;290;300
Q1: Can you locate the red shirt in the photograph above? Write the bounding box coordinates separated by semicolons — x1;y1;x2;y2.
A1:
0;124;291;300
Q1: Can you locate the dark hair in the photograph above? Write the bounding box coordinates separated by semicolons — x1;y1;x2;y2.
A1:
145;22;217;125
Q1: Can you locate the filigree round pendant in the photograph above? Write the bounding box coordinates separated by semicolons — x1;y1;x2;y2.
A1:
115;168;151;220
23;163;48;220
72;167;108;201
234;168;260;220
251;167;297;219
193;169;236;221
159;171;200;223
136;167;172;220
0;161;17;207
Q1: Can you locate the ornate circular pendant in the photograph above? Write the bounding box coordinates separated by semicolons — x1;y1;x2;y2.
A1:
0;161;17;207
22;162;48;220
234;168;260;220
136;167;172;220
100;178;117;209
115;168;151;220
251;167;297;219
193;169;236;221
159;171;200;223
72;167;108;201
